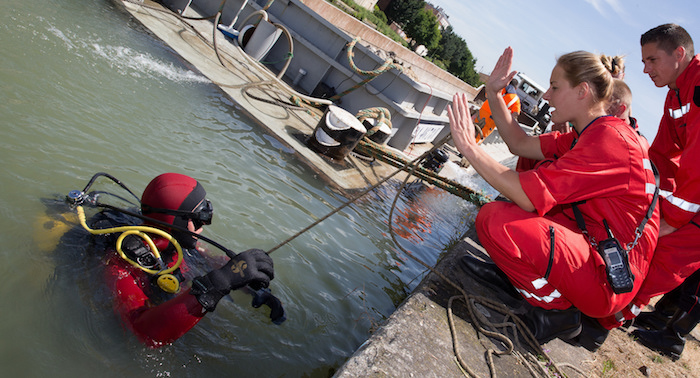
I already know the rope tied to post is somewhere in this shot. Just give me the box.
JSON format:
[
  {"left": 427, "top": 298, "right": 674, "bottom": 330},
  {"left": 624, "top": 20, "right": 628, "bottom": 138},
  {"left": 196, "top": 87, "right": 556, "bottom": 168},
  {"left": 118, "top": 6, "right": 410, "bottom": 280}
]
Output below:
[{"left": 355, "top": 107, "right": 392, "bottom": 137}]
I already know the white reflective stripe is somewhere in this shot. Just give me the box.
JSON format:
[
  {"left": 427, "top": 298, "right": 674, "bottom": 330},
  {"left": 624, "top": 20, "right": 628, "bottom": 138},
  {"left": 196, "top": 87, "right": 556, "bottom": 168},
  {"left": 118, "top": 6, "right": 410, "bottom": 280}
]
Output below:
[
  {"left": 532, "top": 277, "right": 549, "bottom": 290},
  {"left": 643, "top": 159, "right": 656, "bottom": 194},
  {"left": 659, "top": 189, "right": 673, "bottom": 198},
  {"left": 666, "top": 193, "right": 700, "bottom": 213},
  {"left": 630, "top": 304, "right": 641, "bottom": 316},
  {"left": 518, "top": 288, "right": 561, "bottom": 303},
  {"left": 506, "top": 96, "right": 519, "bottom": 109},
  {"left": 615, "top": 304, "right": 643, "bottom": 322},
  {"left": 518, "top": 277, "right": 562, "bottom": 303},
  {"left": 669, "top": 103, "right": 690, "bottom": 119},
  {"left": 646, "top": 183, "right": 657, "bottom": 195}
]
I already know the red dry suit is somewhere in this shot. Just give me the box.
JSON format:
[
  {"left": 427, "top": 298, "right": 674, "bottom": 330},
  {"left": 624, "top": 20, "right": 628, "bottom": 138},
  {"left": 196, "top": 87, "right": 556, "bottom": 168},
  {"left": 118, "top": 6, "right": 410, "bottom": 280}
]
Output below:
[
  {"left": 622, "top": 55, "right": 700, "bottom": 317},
  {"left": 516, "top": 117, "right": 649, "bottom": 172},
  {"left": 476, "top": 116, "right": 660, "bottom": 318},
  {"left": 103, "top": 236, "right": 207, "bottom": 348}
]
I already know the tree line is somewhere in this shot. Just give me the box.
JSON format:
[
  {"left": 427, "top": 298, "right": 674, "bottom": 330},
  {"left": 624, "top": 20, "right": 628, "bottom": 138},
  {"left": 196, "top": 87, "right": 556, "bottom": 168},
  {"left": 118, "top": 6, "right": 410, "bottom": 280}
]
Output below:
[{"left": 385, "top": 0, "right": 480, "bottom": 86}]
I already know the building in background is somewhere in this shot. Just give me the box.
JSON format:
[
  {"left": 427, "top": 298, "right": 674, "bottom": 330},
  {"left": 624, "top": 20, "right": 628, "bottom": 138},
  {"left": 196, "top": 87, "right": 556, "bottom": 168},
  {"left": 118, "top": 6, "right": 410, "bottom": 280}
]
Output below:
[
  {"left": 425, "top": 3, "right": 450, "bottom": 30},
  {"left": 354, "top": 0, "right": 378, "bottom": 11}
]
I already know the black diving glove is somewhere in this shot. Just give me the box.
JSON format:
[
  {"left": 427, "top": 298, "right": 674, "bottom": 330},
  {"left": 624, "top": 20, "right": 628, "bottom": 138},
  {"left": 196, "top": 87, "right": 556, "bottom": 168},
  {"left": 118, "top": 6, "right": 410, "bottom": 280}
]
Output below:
[
  {"left": 191, "top": 248, "right": 274, "bottom": 312},
  {"left": 252, "top": 288, "right": 287, "bottom": 325}
]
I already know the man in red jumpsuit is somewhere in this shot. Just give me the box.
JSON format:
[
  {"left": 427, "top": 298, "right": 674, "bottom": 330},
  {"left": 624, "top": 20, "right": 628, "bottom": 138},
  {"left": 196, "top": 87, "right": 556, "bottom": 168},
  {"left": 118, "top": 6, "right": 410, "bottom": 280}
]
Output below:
[
  {"left": 605, "top": 23, "right": 700, "bottom": 361},
  {"left": 98, "top": 173, "right": 276, "bottom": 347}
]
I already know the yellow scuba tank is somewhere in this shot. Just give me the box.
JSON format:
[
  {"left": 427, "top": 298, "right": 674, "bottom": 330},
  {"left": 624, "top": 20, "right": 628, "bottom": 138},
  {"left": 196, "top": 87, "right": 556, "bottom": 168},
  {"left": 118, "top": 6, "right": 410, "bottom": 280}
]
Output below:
[{"left": 34, "top": 211, "right": 79, "bottom": 253}]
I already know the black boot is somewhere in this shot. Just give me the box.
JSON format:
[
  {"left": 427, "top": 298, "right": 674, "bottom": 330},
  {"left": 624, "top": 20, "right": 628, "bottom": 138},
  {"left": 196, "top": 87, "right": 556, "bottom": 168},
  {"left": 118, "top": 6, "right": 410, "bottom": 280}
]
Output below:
[
  {"left": 458, "top": 255, "right": 522, "bottom": 300},
  {"left": 635, "top": 294, "right": 679, "bottom": 331},
  {"left": 521, "top": 306, "right": 582, "bottom": 344},
  {"left": 633, "top": 310, "right": 700, "bottom": 361},
  {"left": 570, "top": 315, "right": 609, "bottom": 352}
]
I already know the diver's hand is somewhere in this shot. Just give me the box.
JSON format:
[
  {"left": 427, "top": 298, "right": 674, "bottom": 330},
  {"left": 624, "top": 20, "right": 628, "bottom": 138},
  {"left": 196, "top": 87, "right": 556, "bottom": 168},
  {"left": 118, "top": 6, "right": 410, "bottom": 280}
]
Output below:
[
  {"left": 191, "top": 249, "right": 274, "bottom": 311},
  {"left": 252, "top": 288, "right": 287, "bottom": 325}
]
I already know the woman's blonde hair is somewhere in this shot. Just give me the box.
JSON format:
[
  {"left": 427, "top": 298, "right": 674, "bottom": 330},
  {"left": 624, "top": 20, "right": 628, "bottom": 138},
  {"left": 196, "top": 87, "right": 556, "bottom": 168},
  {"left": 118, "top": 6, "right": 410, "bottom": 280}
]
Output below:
[
  {"left": 556, "top": 51, "right": 614, "bottom": 103},
  {"left": 600, "top": 54, "right": 626, "bottom": 78}
]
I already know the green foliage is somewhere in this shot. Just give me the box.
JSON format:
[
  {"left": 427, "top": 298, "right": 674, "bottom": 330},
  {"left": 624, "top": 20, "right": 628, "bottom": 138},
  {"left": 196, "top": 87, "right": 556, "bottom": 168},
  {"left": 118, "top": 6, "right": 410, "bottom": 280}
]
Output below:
[
  {"left": 425, "top": 56, "right": 447, "bottom": 70},
  {"left": 601, "top": 359, "right": 616, "bottom": 376},
  {"left": 403, "top": 8, "right": 441, "bottom": 50},
  {"left": 385, "top": 0, "right": 425, "bottom": 27},
  {"left": 372, "top": 6, "right": 387, "bottom": 24}
]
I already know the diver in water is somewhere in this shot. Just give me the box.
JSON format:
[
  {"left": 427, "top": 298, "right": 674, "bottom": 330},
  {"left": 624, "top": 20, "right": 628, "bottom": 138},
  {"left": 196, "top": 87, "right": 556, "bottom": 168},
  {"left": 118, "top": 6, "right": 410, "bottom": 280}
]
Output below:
[{"left": 77, "top": 172, "right": 278, "bottom": 348}]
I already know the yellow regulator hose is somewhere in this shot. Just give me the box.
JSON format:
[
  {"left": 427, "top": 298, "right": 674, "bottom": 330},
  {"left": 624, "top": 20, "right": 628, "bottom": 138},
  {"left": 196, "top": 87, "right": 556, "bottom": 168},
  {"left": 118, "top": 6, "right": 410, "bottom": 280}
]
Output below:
[{"left": 76, "top": 206, "right": 184, "bottom": 276}]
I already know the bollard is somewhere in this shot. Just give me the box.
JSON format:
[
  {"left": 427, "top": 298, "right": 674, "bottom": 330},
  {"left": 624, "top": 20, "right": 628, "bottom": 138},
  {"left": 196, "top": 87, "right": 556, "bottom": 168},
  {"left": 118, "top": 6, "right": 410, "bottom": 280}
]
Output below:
[
  {"left": 361, "top": 118, "right": 392, "bottom": 145},
  {"left": 307, "top": 105, "right": 367, "bottom": 161}
]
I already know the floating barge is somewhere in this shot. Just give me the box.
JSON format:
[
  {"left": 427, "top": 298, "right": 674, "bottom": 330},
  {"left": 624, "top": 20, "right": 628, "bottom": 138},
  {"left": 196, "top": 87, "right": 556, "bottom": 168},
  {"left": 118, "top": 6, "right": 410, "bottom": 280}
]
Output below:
[{"left": 113, "top": 0, "right": 487, "bottom": 193}]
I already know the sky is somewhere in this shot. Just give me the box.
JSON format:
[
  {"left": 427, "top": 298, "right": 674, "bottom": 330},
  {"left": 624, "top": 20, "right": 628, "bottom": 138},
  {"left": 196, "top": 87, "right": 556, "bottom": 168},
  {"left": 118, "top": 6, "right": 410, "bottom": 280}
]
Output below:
[{"left": 427, "top": 0, "right": 700, "bottom": 140}]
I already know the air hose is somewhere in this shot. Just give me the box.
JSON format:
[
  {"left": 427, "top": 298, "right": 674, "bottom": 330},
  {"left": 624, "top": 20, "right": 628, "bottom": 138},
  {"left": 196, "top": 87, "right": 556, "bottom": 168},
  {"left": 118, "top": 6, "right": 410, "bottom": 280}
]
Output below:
[
  {"left": 68, "top": 173, "right": 284, "bottom": 319},
  {"left": 74, "top": 205, "right": 184, "bottom": 293}
]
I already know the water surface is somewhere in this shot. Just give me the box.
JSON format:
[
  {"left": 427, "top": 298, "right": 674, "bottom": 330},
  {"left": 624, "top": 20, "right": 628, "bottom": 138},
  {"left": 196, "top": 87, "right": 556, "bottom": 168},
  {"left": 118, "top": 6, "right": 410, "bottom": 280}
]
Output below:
[{"left": 0, "top": 0, "right": 482, "bottom": 376}]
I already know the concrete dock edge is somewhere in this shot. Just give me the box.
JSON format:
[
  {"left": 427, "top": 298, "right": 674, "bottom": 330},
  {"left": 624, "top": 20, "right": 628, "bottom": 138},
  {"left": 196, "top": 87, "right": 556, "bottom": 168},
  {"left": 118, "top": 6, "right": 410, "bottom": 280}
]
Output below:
[{"left": 334, "top": 227, "right": 595, "bottom": 377}]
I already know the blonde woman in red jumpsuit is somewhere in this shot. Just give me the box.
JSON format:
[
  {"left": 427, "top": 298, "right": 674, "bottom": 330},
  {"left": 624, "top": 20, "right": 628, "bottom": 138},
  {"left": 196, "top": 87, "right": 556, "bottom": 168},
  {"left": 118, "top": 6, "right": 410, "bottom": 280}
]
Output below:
[{"left": 448, "top": 48, "right": 660, "bottom": 348}]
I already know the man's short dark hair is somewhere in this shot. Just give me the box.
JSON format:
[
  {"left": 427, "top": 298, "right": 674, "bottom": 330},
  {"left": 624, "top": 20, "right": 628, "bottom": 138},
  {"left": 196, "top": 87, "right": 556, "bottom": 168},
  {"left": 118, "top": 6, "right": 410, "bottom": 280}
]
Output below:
[{"left": 641, "top": 23, "right": 695, "bottom": 57}]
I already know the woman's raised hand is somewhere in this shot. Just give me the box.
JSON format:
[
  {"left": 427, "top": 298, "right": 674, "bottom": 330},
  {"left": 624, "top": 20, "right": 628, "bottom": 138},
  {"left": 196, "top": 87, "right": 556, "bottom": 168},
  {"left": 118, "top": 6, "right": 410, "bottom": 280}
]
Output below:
[
  {"left": 486, "top": 47, "right": 518, "bottom": 94},
  {"left": 448, "top": 93, "right": 478, "bottom": 155}
]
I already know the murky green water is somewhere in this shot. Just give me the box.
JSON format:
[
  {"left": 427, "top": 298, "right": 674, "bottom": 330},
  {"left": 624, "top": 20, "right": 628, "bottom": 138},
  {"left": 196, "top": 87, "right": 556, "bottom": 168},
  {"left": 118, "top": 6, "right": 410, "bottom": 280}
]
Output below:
[{"left": 0, "top": 0, "right": 480, "bottom": 376}]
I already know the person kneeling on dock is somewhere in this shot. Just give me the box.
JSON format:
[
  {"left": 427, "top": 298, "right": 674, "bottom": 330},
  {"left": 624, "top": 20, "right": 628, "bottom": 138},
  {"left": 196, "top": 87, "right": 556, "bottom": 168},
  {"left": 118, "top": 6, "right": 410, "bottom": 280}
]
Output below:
[{"left": 448, "top": 48, "right": 660, "bottom": 350}]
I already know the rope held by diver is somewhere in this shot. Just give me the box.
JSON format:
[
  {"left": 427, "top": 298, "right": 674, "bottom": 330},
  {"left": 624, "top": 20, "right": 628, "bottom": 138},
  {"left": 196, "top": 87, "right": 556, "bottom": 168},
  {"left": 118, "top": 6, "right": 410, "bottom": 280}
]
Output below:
[{"left": 265, "top": 133, "right": 455, "bottom": 255}]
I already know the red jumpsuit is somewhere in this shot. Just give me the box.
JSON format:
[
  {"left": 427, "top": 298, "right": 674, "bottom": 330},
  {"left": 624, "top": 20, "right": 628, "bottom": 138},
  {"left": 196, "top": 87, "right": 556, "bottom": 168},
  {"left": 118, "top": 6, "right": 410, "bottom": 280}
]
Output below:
[
  {"left": 103, "top": 237, "right": 207, "bottom": 348},
  {"left": 476, "top": 116, "right": 660, "bottom": 318},
  {"left": 619, "top": 55, "right": 700, "bottom": 320},
  {"left": 516, "top": 118, "right": 648, "bottom": 172}
]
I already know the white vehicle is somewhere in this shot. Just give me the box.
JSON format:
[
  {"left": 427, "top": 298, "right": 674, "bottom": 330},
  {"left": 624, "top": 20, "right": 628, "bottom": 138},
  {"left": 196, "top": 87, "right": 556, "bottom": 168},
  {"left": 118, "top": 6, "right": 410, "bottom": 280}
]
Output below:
[{"left": 511, "top": 72, "right": 551, "bottom": 132}]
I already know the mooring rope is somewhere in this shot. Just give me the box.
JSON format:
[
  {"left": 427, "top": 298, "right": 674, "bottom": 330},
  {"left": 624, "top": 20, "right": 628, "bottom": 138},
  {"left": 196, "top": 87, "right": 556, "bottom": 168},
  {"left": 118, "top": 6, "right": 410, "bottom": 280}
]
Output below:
[
  {"left": 355, "top": 107, "right": 392, "bottom": 137},
  {"left": 353, "top": 139, "right": 490, "bottom": 205},
  {"left": 328, "top": 38, "right": 404, "bottom": 102}
]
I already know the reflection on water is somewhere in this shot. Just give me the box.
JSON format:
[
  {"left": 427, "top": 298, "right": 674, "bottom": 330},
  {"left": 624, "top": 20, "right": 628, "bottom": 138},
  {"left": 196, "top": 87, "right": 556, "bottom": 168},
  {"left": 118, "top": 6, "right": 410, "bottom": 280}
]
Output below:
[{"left": 0, "top": 0, "right": 481, "bottom": 376}]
